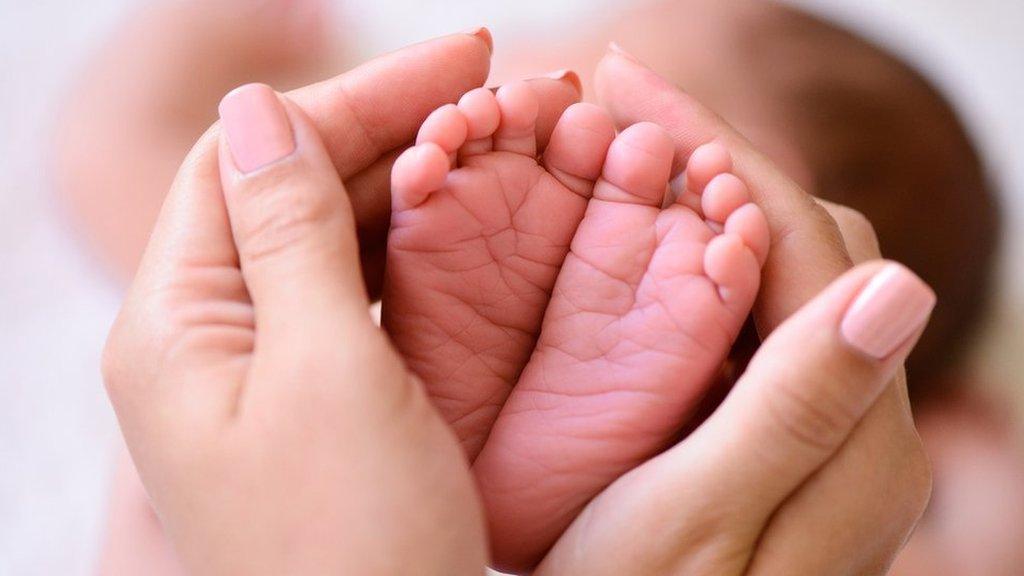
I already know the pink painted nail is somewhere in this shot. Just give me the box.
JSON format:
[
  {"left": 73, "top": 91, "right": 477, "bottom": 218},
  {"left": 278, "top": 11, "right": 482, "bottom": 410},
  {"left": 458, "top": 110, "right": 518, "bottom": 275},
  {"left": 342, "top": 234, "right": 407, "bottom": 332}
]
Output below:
[
  {"left": 544, "top": 69, "right": 583, "bottom": 93},
  {"left": 608, "top": 41, "right": 641, "bottom": 64},
  {"left": 218, "top": 83, "right": 295, "bottom": 173},
  {"left": 463, "top": 26, "right": 493, "bottom": 54},
  {"left": 840, "top": 264, "right": 936, "bottom": 359}
]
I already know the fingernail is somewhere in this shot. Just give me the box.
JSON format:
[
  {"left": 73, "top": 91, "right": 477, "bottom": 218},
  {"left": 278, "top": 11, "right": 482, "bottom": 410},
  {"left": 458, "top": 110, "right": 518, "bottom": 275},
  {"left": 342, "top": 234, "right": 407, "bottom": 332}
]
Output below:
[
  {"left": 218, "top": 83, "right": 295, "bottom": 173},
  {"left": 840, "top": 264, "right": 936, "bottom": 359},
  {"left": 544, "top": 69, "right": 583, "bottom": 94},
  {"left": 463, "top": 26, "right": 493, "bottom": 54},
  {"left": 608, "top": 41, "right": 642, "bottom": 65}
]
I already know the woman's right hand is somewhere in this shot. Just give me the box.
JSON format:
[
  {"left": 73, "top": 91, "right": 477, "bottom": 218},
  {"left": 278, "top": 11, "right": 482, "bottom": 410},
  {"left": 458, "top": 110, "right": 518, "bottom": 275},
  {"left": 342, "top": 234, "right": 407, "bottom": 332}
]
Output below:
[{"left": 537, "top": 45, "right": 936, "bottom": 576}]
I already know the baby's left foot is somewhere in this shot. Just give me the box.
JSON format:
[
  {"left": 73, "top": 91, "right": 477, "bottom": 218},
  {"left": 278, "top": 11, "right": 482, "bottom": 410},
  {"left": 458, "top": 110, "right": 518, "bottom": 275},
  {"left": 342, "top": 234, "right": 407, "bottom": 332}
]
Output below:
[
  {"left": 383, "top": 84, "right": 617, "bottom": 458},
  {"left": 474, "top": 135, "right": 770, "bottom": 570}
]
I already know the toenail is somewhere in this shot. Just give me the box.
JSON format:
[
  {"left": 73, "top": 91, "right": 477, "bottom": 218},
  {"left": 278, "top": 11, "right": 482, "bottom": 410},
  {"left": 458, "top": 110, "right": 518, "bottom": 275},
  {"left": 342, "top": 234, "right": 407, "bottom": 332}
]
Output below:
[{"left": 544, "top": 70, "right": 583, "bottom": 94}]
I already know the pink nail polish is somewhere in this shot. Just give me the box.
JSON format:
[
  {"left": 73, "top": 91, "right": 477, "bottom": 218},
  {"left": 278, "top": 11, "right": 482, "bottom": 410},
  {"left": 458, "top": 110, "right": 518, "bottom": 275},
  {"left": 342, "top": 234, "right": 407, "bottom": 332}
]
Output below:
[
  {"left": 463, "top": 26, "right": 493, "bottom": 54},
  {"left": 608, "top": 41, "right": 641, "bottom": 64},
  {"left": 840, "top": 264, "right": 936, "bottom": 359},
  {"left": 218, "top": 83, "right": 295, "bottom": 173},
  {"left": 544, "top": 69, "right": 583, "bottom": 93}
]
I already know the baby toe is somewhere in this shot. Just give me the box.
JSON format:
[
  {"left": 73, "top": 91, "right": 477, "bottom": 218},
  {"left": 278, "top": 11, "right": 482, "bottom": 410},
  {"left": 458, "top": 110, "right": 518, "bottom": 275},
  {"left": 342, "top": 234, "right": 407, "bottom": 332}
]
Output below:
[
  {"left": 542, "top": 103, "right": 616, "bottom": 198},
  {"left": 458, "top": 87, "right": 501, "bottom": 141},
  {"left": 724, "top": 202, "right": 771, "bottom": 267},
  {"left": 416, "top": 103, "right": 469, "bottom": 156},
  {"left": 703, "top": 233, "right": 761, "bottom": 308},
  {"left": 685, "top": 142, "right": 732, "bottom": 195},
  {"left": 594, "top": 122, "right": 674, "bottom": 206},
  {"left": 701, "top": 173, "right": 749, "bottom": 224},
  {"left": 493, "top": 81, "right": 540, "bottom": 156},
  {"left": 391, "top": 143, "right": 450, "bottom": 211}
]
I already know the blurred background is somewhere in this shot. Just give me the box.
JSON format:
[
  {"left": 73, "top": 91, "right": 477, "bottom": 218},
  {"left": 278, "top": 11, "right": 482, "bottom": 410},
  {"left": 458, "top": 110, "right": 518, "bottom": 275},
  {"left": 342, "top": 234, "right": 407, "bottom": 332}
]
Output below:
[{"left": 1, "top": 0, "right": 1021, "bottom": 574}]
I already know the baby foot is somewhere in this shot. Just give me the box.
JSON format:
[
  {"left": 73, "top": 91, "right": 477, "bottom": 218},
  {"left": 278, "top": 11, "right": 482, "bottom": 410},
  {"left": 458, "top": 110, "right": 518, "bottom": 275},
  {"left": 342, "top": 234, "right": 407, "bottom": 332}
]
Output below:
[
  {"left": 474, "top": 135, "right": 770, "bottom": 570},
  {"left": 383, "top": 84, "right": 617, "bottom": 458}
]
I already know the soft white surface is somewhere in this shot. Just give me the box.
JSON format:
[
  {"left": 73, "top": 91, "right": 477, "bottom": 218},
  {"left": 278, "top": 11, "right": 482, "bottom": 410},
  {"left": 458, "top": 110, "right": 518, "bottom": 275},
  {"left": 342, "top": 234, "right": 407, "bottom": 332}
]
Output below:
[{"left": 0, "top": 1, "right": 1021, "bottom": 573}]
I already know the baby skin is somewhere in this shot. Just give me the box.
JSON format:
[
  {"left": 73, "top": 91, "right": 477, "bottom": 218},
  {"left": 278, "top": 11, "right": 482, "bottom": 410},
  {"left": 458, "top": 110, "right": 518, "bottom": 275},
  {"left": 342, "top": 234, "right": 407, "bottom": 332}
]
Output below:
[{"left": 383, "top": 83, "right": 769, "bottom": 570}]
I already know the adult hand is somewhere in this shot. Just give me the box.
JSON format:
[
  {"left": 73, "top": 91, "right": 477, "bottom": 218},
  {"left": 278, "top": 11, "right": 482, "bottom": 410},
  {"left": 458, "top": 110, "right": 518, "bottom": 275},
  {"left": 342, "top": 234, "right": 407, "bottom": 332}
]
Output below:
[
  {"left": 536, "top": 45, "right": 935, "bottom": 575},
  {"left": 273, "top": 29, "right": 580, "bottom": 296},
  {"left": 101, "top": 32, "right": 582, "bottom": 575}
]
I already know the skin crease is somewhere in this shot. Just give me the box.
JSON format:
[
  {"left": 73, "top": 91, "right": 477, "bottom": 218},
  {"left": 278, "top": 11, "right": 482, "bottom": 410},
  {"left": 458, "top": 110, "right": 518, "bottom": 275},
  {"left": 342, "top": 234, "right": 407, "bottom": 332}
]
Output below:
[
  {"left": 73, "top": 5, "right": 935, "bottom": 571},
  {"left": 494, "top": 3, "right": 952, "bottom": 567},
  {"left": 90, "top": 23, "right": 586, "bottom": 570},
  {"left": 101, "top": 36, "right": 937, "bottom": 573},
  {"left": 526, "top": 46, "right": 935, "bottom": 575},
  {"left": 383, "top": 74, "right": 771, "bottom": 567},
  {"left": 101, "top": 32, "right": 513, "bottom": 571}
]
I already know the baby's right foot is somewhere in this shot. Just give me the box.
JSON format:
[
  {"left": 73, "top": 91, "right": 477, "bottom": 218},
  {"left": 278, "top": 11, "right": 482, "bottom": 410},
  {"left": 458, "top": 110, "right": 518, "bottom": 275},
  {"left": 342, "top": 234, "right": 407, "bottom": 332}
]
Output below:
[
  {"left": 474, "top": 135, "right": 770, "bottom": 570},
  {"left": 383, "top": 84, "right": 617, "bottom": 458}
]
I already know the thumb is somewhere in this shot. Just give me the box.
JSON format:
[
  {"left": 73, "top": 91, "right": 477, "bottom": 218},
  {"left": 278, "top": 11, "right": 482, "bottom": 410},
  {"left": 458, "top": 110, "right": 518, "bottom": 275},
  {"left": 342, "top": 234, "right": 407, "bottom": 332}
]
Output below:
[
  {"left": 686, "top": 261, "right": 935, "bottom": 517},
  {"left": 217, "top": 83, "right": 370, "bottom": 340}
]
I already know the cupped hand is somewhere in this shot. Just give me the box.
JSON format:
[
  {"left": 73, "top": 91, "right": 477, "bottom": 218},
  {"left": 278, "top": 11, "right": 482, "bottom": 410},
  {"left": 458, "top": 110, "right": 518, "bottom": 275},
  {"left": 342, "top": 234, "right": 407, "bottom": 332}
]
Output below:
[
  {"left": 101, "top": 32, "right": 581, "bottom": 575},
  {"left": 536, "top": 45, "right": 936, "bottom": 575}
]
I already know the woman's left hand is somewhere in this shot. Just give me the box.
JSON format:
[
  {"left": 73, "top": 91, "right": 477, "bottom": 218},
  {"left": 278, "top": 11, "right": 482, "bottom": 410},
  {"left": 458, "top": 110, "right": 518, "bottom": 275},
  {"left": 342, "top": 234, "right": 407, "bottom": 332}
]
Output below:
[{"left": 102, "top": 78, "right": 489, "bottom": 574}]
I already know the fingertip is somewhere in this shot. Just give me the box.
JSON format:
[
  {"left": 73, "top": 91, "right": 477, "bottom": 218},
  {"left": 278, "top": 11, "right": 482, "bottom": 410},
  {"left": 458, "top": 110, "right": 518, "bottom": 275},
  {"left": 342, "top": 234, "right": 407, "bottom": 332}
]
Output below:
[
  {"left": 544, "top": 69, "right": 583, "bottom": 95},
  {"left": 218, "top": 83, "right": 296, "bottom": 175},
  {"left": 461, "top": 26, "right": 493, "bottom": 55}
]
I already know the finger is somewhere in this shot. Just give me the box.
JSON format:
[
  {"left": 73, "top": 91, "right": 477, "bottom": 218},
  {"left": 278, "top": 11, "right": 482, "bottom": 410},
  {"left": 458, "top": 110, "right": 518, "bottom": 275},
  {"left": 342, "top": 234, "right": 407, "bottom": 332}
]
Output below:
[
  {"left": 218, "top": 84, "right": 369, "bottom": 339},
  {"left": 595, "top": 44, "right": 852, "bottom": 333},
  {"left": 98, "top": 447, "right": 185, "bottom": 576},
  {"left": 745, "top": 373, "right": 930, "bottom": 576},
  {"left": 287, "top": 29, "right": 493, "bottom": 181},
  {"left": 524, "top": 71, "right": 584, "bottom": 151},
  {"left": 102, "top": 124, "right": 244, "bottom": 432},
  {"left": 594, "top": 51, "right": 934, "bottom": 576},
  {"left": 748, "top": 201, "right": 929, "bottom": 576},
  {"left": 818, "top": 199, "right": 882, "bottom": 263},
  {"left": 685, "top": 261, "right": 934, "bottom": 519},
  {"left": 538, "top": 263, "right": 935, "bottom": 576},
  {"left": 337, "top": 72, "right": 582, "bottom": 265},
  {"left": 313, "top": 72, "right": 583, "bottom": 301}
]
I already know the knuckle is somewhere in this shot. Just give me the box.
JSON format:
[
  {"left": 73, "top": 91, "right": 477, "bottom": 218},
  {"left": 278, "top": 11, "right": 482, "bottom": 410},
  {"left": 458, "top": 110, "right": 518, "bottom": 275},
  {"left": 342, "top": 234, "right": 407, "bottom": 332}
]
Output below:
[
  {"left": 764, "top": 370, "right": 860, "bottom": 455},
  {"left": 821, "top": 202, "right": 881, "bottom": 259},
  {"left": 235, "top": 174, "right": 338, "bottom": 264},
  {"left": 100, "top": 324, "right": 129, "bottom": 397},
  {"left": 100, "top": 310, "right": 149, "bottom": 403},
  {"left": 832, "top": 205, "right": 876, "bottom": 240},
  {"left": 774, "top": 201, "right": 855, "bottom": 270}
]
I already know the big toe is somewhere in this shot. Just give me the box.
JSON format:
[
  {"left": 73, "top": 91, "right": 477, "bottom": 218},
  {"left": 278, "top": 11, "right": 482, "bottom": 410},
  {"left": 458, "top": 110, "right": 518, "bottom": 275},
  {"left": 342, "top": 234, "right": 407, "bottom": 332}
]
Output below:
[
  {"left": 542, "top": 103, "right": 616, "bottom": 198},
  {"left": 594, "top": 122, "right": 675, "bottom": 206}
]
